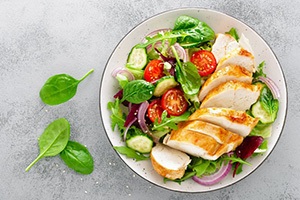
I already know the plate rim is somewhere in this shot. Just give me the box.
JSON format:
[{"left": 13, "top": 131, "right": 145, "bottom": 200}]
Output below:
[{"left": 98, "top": 7, "right": 288, "bottom": 193}]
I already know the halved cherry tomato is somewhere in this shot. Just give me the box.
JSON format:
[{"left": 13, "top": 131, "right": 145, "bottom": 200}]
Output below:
[
  {"left": 147, "top": 99, "right": 164, "bottom": 123},
  {"left": 190, "top": 50, "right": 217, "bottom": 76},
  {"left": 161, "top": 88, "right": 188, "bottom": 116},
  {"left": 144, "top": 60, "right": 164, "bottom": 82}
]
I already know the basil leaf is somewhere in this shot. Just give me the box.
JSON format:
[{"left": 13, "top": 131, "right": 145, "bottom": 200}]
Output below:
[
  {"left": 25, "top": 118, "right": 70, "bottom": 171},
  {"left": 40, "top": 69, "right": 94, "bottom": 105},
  {"left": 113, "top": 146, "right": 149, "bottom": 161},
  {"left": 60, "top": 141, "right": 94, "bottom": 174},
  {"left": 176, "top": 62, "right": 201, "bottom": 95},
  {"left": 122, "top": 80, "right": 154, "bottom": 104},
  {"left": 225, "top": 27, "right": 239, "bottom": 41}
]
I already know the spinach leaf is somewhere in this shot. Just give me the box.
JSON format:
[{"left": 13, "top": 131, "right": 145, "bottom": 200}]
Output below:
[
  {"left": 171, "top": 46, "right": 201, "bottom": 95},
  {"left": 60, "top": 141, "right": 94, "bottom": 174},
  {"left": 121, "top": 80, "right": 154, "bottom": 104},
  {"left": 40, "top": 69, "right": 94, "bottom": 105},
  {"left": 152, "top": 111, "right": 190, "bottom": 131},
  {"left": 225, "top": 27, "right": 239, "bottom": 41},
  {"left": 136, "top": 15, "right": 215, "bottom": 48},
  {"left": 113, "top": 146, "right": 149, "bottom": 161},
  {"left": 173, "top": 17, "right": 215, "bottom": 48},
  {"left": 259, "top": 85, "right": 279, "bottom": 122},
  {"left": 253, "top": 61, "right": 267, "bottom": 79},
  {"left": 25, "top": 118, "right": 70, "bottom": 171}
]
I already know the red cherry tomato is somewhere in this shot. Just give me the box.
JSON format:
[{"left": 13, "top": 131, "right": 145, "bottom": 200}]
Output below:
[
  {"left": 190, "top": 50, "right": 217, "bottom": 76},
  {"left": 144, "top": 60, "right": 164, "bottom": 82},
  {"left": 161, "top": 88, "right": 188, "bottom": 116},
  {"left": 147, "top": 99, "right": 164, "bottom": 123}
]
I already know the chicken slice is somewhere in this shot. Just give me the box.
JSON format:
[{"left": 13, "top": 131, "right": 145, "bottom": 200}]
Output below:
[
  {"left": 163, "top": 120, "right": 243, "bottom": 160},
  {"left": 200, "top": 81, "right": 261, "bottom": 111},
  {"left": 211, "top": 33, "right": 240, "bottom": 63},
  {"left": 216, "top": 47, "right": 255, "bottom": 73},
  {"left": 188, "top": 107, "right": 259, "bottom": 137},
  {"left": 198, "top": 65, "right": 252, "bottom": 101},
  {"left": 150, "top": 143, "right": 191, "bottom": 180}
]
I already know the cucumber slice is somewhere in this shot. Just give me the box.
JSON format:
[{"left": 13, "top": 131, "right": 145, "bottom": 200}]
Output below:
[
  {"left": 126, "top": 135, "right": 153, "bottom": 154},
  {"left": 153, "top": 76, "right": 178, "bottom": 97},
  {"left": 251, "top": 101, "right": 274, "bottom": 124},
  {"left": 126, "top": 47, "right": 147, "bottom": 70}
]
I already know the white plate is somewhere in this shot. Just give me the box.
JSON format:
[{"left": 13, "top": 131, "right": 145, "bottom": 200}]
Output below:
[{"left": 99, "top": 8, "right": 287, "bottom": 192}]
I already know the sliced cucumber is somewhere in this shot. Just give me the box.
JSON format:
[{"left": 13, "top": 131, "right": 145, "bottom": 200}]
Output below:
[
  {"left": 251, "top": 101, "right": 274, "bottom": 124},
  {"left": 126, "top": 46, "right": 147, "bottom": 70},
  {"left": 126, "top": 135, "right": 153, "bottom": 154},
  {"left": 153, "top": 76, "right": 178, "bottom": 97}
]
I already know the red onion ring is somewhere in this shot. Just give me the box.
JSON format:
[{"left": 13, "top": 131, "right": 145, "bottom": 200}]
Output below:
[
  {"left": 123, "top": 117, "right": 137, "bottom": 141},
  {"left": 111, "top": 67, "right": 135, "bottom": 81},
  {"left": 167, "top": 43, "right": 188, "bottom": 62},
  {"left": 137, "top": 101, "right": 150, "bottom": 133},
  {"left": 258, "top": 77, "right": 280, "bottom": 99},
  {"left": 192, "top": 161, "right": 232, "bottom": 186}
]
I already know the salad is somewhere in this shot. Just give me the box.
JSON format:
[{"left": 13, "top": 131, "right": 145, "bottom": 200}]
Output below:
[{"left": 107, "top": 15, "right": 279, "bottom": 186}]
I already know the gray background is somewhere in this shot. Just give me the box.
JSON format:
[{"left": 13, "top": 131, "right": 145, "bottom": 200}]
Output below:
[{"left": 0, "top": 0, "right": 299, "bottom": 199}]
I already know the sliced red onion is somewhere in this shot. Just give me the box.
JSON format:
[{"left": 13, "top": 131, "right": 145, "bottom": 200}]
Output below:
[
  {"left": 137, "top": 101, "right": 150, "bottom": 133},
  {"left": 167, "top": 43, "right": 188, "bottom": 62},
  {"left": 123, "top": 118, "right": 137, "bottom": 141},
  {"left": 192, "top": 161, "right": 232, "bottom": 186},
  {"left": 111, "top": 67, "right": 135, "bottom": 81},
  {"left": 258, "top": 76, "right": 280, "bottom": 99}
]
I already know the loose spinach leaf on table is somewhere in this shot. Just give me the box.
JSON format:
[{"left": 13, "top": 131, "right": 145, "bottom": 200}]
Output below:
[
  {"left": 60, "top": 141, "right": 94, "bottom": 174},
  {"left": 25, "top": 118, "right": 70, "bottom": 172},
  {"left": 40, "top": 69, "right": 94, "bottom": 105},
  {"left": 121, "top": 80, "right": 155, "bottom": 104}
]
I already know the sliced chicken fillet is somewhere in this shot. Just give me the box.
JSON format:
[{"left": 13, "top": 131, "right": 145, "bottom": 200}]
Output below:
[
  {"left": 188, "top": 107, "right": 259, "bottom": 137},
  {"left": 163, "top": 120, "right": 243, "bottom": 160},
  {"left": 198, "top": 65, "right": 253, "bottom": 101},
  {"left": 200, "top": 81, "right": 261, "bottom": 111}
]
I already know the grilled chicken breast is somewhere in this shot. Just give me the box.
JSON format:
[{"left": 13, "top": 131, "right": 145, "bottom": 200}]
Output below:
[
  {"left": 200, "top": 81, "right": 261, "bottom": 111},
  {"left": 150, "top": 143, "right": 191, "bottom": 180},
  {"left": 188, "top": 107, "right": 259, "bottom": 137},
  {"left": 211, "top": 33, "right": 240, "bottom": 63},
  {"left": 198, "top": 65, "right": 253, "bottom": 101},
  {"left": 163, "top": 120, "right": 243, "bottom": 160},
  {"left": 216, "top": 47, "right": 255, "bottom": 73}
]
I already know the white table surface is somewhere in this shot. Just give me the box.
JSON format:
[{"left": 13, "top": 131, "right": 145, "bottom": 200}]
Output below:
[{"left": 0, "top": 0, "right": 299, "bottom": 199}]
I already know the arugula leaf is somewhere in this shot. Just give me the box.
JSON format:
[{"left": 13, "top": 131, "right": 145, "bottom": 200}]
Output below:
[
  {"left": 253, "top": 61, "right": 267, "bottom": 79},
  {"left": 152, "top": 111, "right": 190, "bottom": 131},
  {"left": 113, "top": 146, "right": 149, "bottom": 161},
  {"left": 225, "top": 27, "right": 239, "bottom": 41},
  {"left": 107, "top": 99, "right": 126, "bottom": 133}
]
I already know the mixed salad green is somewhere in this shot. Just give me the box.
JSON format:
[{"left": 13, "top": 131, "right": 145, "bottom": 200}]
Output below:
[{"left": 108, "top": 15, "right": 279, "bottom": 185}]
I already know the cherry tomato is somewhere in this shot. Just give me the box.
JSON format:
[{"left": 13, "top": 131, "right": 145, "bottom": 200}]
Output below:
[
  {"left": 147, "top": 99, "right": 164, "bottom": 123},
  {"left": 190, "top": 50, "right": 217, "bottom": 76},
  {"left": 144, "top": 60, "right": 164, "bottom": 82},
  {"left": 161, "top": 88, "right": 188, "bottom": 116}
]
